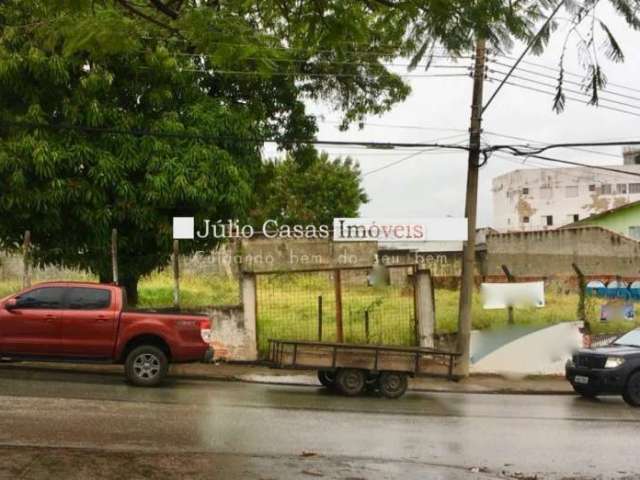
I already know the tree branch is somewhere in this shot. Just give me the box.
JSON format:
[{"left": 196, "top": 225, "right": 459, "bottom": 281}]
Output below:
[
  {"left": 148, "top": 0, "right": 179, "bottom": 19},
  {"left": 114, "top": 0, "right": 180, "bottom": 34}
]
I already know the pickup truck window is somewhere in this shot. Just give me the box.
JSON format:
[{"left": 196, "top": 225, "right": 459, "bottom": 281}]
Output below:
[
  {"left": 66, "top": 288, "right": 111, "bottom": 310},
  {"left": 15, "top": 287, "right": 66, "bottom": 309}
]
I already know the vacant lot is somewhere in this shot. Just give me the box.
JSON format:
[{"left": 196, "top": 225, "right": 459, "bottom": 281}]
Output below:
[{"left": 1, "top": 271, "right": 635, "bottom": 353}]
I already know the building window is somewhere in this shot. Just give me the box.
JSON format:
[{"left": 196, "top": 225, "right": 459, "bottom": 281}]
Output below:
[
  {"left": 588, "top": 184, "right": 596, "bottom": 192},
  {"left": 522, "top": 216, "right": 530, "bottom": 223},
  {"left": 567, "top": 214, "right": 579, "bottom": 223},
  {"left": 630, "top": 183, "right": 640, "bottom": 194},
  {"left": 601, "top": 184, "right": 612, "bottom": 194},
  {"left": 540, "top": 186, "right": 552, "bottom": 199},
  {"left": 617, "top": 183, "right": 628, "bottom": 194},
  {"left": 522, "top": 187, "right": 529, "bottom": 195},
  {"left": 544, "top": 215, "right": 553, "bottom": 226},
  {"left": 629, "top": 226, "right": 640, "bottom": 240},
  {"left": 565, "top": 185, "right": 578, "bottom": 197}
]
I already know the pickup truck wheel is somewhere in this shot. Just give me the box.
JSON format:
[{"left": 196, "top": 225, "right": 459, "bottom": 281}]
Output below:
[
  {"left": 317, "top": 370, "right": 336, "bottom": 389},
  {"left": 623, "top": 372, "right": 640, "bottom": 407},
  {"left": 378, "top": 372, "right": 408, "bottom": 399},
  {"left": 335, "top": 368, "right": 366, "bottom": 396},
  {"left": 125, "top": 346, "right": 168, "bottom": 387}
]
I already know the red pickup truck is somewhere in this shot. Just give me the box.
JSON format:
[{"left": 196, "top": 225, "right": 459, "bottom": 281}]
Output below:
[{"left": 0, "top": 282, "right": 213, "bottom": 386}]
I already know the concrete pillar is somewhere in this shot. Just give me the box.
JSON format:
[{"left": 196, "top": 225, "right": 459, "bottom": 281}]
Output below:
[
  {"left": 241, "top": 272, "right": 258, "bottom": 360},
  {"left": 415, "top": 268, "right": 435, "bottom": 348}
]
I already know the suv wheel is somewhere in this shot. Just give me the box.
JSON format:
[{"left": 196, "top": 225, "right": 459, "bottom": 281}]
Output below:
[
  {"left": 125, "top": 345, "right": 168, "bottom": 387},
  {"left": 623, "top": 371, "right": 640, "bottom": 407}
]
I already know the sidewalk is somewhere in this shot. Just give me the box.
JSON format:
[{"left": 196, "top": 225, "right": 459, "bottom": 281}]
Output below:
[{"left": 0, "top": 360, "right": 573, "bottom": 394}]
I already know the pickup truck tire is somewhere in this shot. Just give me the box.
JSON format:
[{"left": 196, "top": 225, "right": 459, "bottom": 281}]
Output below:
[
  {"left": 125, "top": 345, "right": 168, "bottom": 387},
  {"left": 623, "top": 371, "right": 640, "bottom": 407},
  {"left": 378, "top": 372, "right": 408, "bottom": 399},
  {"left": 335, "top": 368, "right": 366, "bottom": 396}
]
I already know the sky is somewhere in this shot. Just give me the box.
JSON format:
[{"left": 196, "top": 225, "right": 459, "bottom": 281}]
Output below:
[{"left": 269, "top": 3, "right": 640, "bottom": 228}]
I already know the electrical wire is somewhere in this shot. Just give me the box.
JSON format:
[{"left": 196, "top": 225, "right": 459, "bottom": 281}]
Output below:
[
  {"left": 489, "top": 69, "right": 640, "bottom": 111},
  {"left": 493, "top": 53, "right": 640, "bottom": 95},
  {"left": 488, "top": 59, "right": 640, "bottom": 103},
  {"left": 485, "top": 76, "right": 640, "bottom": 118}
]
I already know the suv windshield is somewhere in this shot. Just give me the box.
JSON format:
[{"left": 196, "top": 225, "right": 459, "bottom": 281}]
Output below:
[{"left": 613, "top": 330, "right": 640, "bottom": 347}]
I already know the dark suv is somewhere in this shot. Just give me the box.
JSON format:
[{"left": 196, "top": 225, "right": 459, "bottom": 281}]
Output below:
[{"left": 566, "top": 329, "right": 640, "bottom": 406}]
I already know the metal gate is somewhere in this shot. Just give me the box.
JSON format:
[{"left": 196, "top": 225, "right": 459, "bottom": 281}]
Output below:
[{"left": 255, "top": 267, "right": 416, "bottom": 358}]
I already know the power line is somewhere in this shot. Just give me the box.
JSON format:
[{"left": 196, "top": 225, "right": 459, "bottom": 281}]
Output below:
[
  {"left": 362, "top": 137, "right": 469, "bottom": 176},
  {"left": 483, "top": 131, "right": 621, "bottom": 159},
  {"left": 492, "top": 152, "right": 640, "bottom": 185},
  {"left": 172, "top": 67, "right": 470, "bottom": 79},
  {"left": 0, "top": 120, "right": 474, "bottom": 151},
  {"left": 493, "top": 53, "right": 640, "bottom": 95},
  {"left": 488, "top": 59, "right": 640, "bottom": 103},
  {"left": 485, "top": 76, "right": 640, "bottom": 118},
  {"left": 492, "top": 150, "right": 640, "bottom": 178},
  {"left": 482, "top": 0, "right": 566, "bottom": 113},
  {"left": 489, "top": 69, "right": 640, "bottom": 111}
]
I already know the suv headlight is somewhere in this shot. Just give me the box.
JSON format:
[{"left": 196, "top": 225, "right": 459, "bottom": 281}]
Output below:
[{"left": 605, "top": 357, "right": 625, "bottom": 369}]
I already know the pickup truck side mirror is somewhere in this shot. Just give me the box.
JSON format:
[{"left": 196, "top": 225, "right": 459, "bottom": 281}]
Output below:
[{"left": 5, "top": 298, "right": 18, "bottom": 311}]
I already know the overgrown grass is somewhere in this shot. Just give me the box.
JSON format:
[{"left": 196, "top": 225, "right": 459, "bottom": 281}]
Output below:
[
  {"left": 1, "top": 273, "right": 637, "bottom": 348},
  {"left": 137, "top": 271, "right": 240, "bottom": 308}
]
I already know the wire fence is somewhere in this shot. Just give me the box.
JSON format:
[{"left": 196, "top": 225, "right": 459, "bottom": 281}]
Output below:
[{"left": 255, "top": 267, "right": 416, "bottom": 357}]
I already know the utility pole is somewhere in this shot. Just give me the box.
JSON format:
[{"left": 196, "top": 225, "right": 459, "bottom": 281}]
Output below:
[{"left": 456, "top": 37, "right": 486, "bottom": 376}]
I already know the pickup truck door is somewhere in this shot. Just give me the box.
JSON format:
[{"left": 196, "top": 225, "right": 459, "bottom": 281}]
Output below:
[
  {"left": 0, "top": 287, "right": 65, "bottom": 355},
  {"left": 60, "top": 287, "right": 117, "bottom": 358}
]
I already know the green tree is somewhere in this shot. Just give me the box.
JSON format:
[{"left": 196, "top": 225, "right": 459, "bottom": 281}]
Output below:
[
  {"left": 251, "top": 152, "right": 368, "bottom": 226},
  {"left": 0, "top": 1, "right": 411, "bottom": 303}
]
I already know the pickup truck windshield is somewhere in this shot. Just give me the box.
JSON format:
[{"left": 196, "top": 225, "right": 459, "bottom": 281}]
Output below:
[{"left": 613, "top": 330, "right": 640, "bottom": 348}]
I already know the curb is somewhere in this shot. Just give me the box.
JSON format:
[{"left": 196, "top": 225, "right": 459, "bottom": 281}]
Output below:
[{"left": 0, "top": 362, "right": 573, "bottom": 395}]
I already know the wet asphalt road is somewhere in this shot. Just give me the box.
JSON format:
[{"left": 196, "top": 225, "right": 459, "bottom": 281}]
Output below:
[{"left": 0, "top": 365, "right": 639, "bottom": 480}]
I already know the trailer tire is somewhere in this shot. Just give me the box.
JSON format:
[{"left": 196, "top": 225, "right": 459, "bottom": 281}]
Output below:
[
  {"left": 317, "top": 370, "right": 336, "bottom": 389},
  {"left": 378, "top": 371, "right": 408, "bottom": 399},
  {"left": 335, "top": 368, "right": 366, "bottom": 396}
]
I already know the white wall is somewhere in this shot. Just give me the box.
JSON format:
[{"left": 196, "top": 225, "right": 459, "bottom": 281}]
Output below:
[{"left": 492, "top": 165, "right": 640, "bottom": 231}]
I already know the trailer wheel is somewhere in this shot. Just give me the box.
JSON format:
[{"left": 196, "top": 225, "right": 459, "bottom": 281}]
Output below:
[
  {"left": 378, "top": 372, "right": 408, "bottom": 399},
  {"left": 317, "top": 370, "right": 336, "bottom": 389},
  {"left": 335, "top": 368, "right": 366, "bottom": 396}
]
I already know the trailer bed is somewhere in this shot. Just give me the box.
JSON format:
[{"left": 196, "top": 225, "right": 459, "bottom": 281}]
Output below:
[{"left": 268, "top": 339, "right": 460, "bottom": 380}]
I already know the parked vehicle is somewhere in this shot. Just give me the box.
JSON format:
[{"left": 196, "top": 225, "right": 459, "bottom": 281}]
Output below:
[
  {"left": 566, "top": 328, "right": 640, "bottom": 406},
  {"left": 0, "top": 282, "right": 213, "bottom": 386},
  {"left": 268, "top": 339, "right": 460, "bottom": 398}
]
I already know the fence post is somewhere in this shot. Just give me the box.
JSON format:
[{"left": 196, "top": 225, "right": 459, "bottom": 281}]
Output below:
[
  {"left": 172, "top": 240, "right": 180, "bottom": 309},
  {"left": 415, "top": 268, "right": 435, "bottom": 348},
  {"left": 111, "top": 228, "right": 118, "bottom": 284},
  {"left": 334, "top": 269, "right": 344, "bottom": 343},
  {"left": 572, "top": 263, "right": 586, "bottom": 323},
  {"left": 364, "top": 310, "right": 370, "bottom": 343},
  {"left": 22, "top": 230, "right": 31, "bottom": 289},
  {"left": 501, "top": 264, "right": 515, "bottom": 325},
  {"left": 241, "top": 272, "right": 258, "bottom": 360},
  {"left": 317, "top": 295, "right": 323, "bottom": 341}
]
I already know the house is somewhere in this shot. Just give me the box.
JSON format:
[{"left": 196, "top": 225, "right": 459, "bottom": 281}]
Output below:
[{"left": 562, "top": 200, "right": 640, "bottom": 241}]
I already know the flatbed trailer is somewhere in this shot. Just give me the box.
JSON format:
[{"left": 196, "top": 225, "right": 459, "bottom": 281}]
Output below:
[{"left": 268, "top": 339, "right": 461, "bottom": 398}]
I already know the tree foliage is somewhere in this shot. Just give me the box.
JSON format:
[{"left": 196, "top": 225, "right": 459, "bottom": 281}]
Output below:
[
  {"left": 251, "top": 153, "right": 368, "bottom": 227},
  {"left": 0, "top": 0, "right": 411, "bottom": 302}
]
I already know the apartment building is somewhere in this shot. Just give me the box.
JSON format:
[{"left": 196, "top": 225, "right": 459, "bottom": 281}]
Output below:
[{"left": 492, "top": 148, "right": 640, "bottom": 232}]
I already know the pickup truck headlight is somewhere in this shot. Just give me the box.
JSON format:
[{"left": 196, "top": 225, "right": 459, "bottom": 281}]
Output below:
[{"left": 605, "top": 356, "right": 625, "bottom": 369}]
